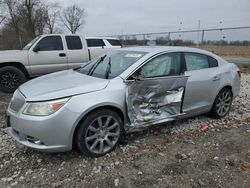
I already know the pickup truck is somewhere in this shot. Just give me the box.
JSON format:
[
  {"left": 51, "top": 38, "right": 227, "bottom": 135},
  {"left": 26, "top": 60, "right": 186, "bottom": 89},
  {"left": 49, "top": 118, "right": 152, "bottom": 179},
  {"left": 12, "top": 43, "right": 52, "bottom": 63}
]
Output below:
[{"left": 0, "top": 34, "right": 121, "bottom": 93}]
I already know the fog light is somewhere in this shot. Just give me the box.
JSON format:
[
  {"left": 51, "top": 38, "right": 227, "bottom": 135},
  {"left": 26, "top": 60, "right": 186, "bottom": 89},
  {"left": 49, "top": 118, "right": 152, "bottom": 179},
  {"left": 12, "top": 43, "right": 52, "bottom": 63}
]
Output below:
[
  {"left": 26, "top": 136, "right": 43, "bottom": 145},
  {"left": 34, "top": 140, "right": 43, "bottom": 145}
]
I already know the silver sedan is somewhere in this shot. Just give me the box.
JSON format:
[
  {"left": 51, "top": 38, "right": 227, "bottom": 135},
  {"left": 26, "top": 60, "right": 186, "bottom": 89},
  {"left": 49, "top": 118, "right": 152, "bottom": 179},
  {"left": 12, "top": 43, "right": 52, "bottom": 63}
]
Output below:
[{"left": 6, "top": 47, "right": 241, "bottom": 157}]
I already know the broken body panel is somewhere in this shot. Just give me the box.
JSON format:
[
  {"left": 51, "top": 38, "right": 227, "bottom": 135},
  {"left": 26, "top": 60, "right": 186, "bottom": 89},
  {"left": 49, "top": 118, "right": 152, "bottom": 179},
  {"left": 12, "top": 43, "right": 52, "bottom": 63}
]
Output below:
[{"left": 126, "top": 75, "right": 189, "bottom": 129}]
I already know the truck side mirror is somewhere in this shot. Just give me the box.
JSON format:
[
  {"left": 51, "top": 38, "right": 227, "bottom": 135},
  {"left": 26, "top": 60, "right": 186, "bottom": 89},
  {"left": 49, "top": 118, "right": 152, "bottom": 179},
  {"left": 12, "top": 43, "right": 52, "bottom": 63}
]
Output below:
[{"left": 33, "top": 46, "right": 40, "bottom": 53}]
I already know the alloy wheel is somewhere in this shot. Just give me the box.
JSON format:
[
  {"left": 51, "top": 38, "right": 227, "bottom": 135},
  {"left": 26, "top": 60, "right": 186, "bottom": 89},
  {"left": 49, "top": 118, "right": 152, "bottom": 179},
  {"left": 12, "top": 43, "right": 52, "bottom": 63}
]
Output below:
[
  {"left": 216, "top": 90, "right": 232, "bottom": 117},
  {"left": 0, "top": 71, "right": 20, "bottom": 90},
  {"left": 85, "top": 115, "right": 120, "bottom": 155}
]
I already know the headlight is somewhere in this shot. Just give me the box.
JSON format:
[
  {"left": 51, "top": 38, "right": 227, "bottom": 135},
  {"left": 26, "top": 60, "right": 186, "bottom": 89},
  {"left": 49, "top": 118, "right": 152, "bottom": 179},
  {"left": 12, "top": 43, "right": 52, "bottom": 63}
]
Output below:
[{"left": 23, "top": 98, "right": 70, "bottom": 116}]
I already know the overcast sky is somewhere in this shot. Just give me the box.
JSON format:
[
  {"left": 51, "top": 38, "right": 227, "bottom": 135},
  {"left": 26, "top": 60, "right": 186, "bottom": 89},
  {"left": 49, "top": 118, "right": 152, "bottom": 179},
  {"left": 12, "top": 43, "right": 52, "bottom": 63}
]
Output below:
[{"left": 57, "top": 0, "right": 250, "bottom": 40}]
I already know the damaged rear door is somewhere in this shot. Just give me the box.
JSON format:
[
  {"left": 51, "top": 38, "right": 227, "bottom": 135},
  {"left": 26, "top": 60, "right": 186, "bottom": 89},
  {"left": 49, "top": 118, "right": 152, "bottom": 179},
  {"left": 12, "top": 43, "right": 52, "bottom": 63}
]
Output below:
[{"left": 125, "top": 52, "right": 188, "bottom": 129}]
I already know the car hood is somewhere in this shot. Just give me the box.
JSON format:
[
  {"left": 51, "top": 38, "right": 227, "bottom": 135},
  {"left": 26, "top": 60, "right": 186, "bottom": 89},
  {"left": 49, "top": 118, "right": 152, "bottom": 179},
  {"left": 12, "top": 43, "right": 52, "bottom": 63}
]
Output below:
[
  {"left": 0, "top": 50, "right": 28, "bottom": 62},
  {"left": 19, "top": 70, "right": 110, "bottom": 101},
  {"left": 0, "top": 50, "right": 22, "bottom": 54}
]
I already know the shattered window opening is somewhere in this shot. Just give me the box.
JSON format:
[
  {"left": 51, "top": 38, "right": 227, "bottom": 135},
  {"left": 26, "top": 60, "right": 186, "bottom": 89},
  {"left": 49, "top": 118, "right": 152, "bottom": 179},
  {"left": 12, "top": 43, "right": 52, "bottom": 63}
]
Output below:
[{"left": 139, "top": 52, "right": 181, "bottom": 78}]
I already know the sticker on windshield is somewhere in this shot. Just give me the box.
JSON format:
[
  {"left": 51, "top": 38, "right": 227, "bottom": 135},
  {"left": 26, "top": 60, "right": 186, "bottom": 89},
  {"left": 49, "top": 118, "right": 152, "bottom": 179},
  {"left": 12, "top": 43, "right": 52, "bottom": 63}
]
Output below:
[{"left": 125, "top": 54, "right": 143, "bottom": 58}]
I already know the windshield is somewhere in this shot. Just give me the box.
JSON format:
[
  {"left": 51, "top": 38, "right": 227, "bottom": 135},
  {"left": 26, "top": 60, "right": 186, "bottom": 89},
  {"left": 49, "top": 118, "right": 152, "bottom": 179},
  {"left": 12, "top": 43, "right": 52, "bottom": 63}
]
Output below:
[
  {"left": 22, "top": 36, "right": 41, "bottom": 50},
  {"left": 76, "top": 50, "right": 147, "bottom": 79}
]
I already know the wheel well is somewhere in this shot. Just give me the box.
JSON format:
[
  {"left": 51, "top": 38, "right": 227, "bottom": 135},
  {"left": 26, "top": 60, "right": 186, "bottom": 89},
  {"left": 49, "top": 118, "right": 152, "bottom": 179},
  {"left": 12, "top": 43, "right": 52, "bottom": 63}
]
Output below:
[
  {"left": 72, "top": 105, "right": 124, "bottom": 147},
  {"left": 222, "top": 85, "right": 233, "bottom": 95},
  {"left": 0, "top": 62, "right": 29, "bottom": 78}
]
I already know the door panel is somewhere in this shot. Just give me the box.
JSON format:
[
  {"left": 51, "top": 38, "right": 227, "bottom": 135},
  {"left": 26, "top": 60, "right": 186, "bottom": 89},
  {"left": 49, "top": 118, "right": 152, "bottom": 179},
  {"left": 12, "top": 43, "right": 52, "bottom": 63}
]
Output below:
[
  {"left": 182, "top": 52, "right": 221, "bottom": 114},
  {"left": 65, "top": 35, "right": 89, "bottom": 69},
  {"left": 183, "top": 68, "right": 221, "bottom": 114},
  {"left": 126, "top": 76, "right": 188, "bottom": 128},
  {"left": 28, "top": 36, "right": 68, "bottom": 76}
]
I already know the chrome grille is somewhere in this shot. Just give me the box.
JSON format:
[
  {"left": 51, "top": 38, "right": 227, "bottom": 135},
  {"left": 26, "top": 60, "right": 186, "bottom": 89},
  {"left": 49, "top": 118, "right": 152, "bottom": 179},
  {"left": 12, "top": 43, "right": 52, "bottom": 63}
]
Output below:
[{"left": 10, "top": 90, "right": 26, "bottom": 112}]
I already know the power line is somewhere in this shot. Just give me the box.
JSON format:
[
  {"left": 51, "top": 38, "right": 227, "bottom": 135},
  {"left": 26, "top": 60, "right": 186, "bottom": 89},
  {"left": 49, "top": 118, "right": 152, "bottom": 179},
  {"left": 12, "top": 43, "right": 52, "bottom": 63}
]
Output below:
[{"left": 102, "top": 26, "right": 250, "bottom": 37}]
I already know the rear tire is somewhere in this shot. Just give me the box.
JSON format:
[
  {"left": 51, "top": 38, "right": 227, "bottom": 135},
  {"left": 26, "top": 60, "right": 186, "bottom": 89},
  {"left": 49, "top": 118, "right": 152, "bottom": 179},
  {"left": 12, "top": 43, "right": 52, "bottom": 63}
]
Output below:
[
  {"left": 210, "top": 88, "right": 232, "bottom": 119},
  {"left": 75, "top": 109, "right": 123, "bottom": 157},
  {"left": 0, "top": 66, "right": 26, "bottom": 93}
]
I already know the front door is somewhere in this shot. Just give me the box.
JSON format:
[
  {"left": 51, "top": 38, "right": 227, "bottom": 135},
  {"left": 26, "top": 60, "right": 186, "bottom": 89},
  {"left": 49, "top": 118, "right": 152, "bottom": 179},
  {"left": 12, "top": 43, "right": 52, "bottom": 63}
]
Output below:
[
  {"left": 29, "top": 35, "right": 68, "bottom": 76},
  {"left": 126, "top": 52, "right": 188, "bottom": 129}
]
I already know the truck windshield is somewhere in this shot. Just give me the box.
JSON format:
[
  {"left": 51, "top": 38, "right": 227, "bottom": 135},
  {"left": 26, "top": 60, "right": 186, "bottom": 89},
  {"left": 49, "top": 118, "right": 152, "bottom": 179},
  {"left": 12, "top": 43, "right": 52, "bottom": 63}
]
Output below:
[
  {"left": 22, "top": 36, "right": 41, "bottom": 50},
  {"left": 76, "top": 50, "right": 147, "bottom": 79}
]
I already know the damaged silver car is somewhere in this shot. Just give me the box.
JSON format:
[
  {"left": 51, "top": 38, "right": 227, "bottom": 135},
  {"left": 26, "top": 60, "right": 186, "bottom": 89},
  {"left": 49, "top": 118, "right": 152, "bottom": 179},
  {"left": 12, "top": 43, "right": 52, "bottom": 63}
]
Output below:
[{"left": 6, "top": 47, "right": 241, "bottom": 157}]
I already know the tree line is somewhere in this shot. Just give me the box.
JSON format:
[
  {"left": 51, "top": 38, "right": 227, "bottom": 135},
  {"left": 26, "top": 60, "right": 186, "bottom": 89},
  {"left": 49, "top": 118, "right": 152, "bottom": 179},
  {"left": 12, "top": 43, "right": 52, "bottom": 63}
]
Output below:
[
  {"left": 120, "top": 36, "right": 250, "bottom": 46},
  {"left": 0, "top": 0, "right": 86, "bottom": 50}
]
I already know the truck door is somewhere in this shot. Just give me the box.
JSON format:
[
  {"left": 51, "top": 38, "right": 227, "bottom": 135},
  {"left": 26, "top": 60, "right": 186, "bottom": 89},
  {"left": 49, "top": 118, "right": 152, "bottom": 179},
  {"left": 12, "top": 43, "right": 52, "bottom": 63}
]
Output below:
[
  {"left": 126, "top": 52, "right": 188, "bottom": 129},
  {"left": 28, "top": 35, "right": 67, "bottom": 76},
  {"left": 65, "top": 35, "right": 89, "bottom": 69}
]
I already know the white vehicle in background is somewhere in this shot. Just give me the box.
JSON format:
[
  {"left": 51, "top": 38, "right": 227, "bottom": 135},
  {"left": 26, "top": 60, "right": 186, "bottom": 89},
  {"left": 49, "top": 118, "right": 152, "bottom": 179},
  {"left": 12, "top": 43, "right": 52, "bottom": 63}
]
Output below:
[
  {"left": 0, "top": 34, "right": 119, "bottom": 93},
  {"left": 86, "top": 37, "right": 122, "bottom": 58}
]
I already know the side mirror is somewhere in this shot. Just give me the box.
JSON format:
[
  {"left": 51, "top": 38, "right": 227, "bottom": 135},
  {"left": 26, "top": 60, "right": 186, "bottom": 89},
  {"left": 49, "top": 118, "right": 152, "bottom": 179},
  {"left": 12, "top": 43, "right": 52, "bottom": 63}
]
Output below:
[
  {"left": 130, "top": 74, "right": 141, "bottom": 80},
  {"left": 124, "top": 74, "right": 141, "bottom": 84},
  {"left": 33, "top": 46, "right": 40, "bottom": 52}
]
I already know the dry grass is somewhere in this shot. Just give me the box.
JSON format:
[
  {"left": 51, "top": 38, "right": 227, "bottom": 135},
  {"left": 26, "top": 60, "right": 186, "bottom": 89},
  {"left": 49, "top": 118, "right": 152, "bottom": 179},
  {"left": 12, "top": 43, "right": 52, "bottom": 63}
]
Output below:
[
  {"left": 124, "top": 45, "right": 250, "bottom": 58},
  {"left": 197, "top": 45, "right": 250, "bottom": 58}
]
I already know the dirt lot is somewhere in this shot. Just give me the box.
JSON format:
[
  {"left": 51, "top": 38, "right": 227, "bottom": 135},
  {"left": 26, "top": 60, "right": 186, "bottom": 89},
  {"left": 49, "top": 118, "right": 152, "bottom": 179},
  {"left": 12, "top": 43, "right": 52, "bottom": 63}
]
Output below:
[{"left": 0, "top": 74, "right": 250, "bottom": 187}]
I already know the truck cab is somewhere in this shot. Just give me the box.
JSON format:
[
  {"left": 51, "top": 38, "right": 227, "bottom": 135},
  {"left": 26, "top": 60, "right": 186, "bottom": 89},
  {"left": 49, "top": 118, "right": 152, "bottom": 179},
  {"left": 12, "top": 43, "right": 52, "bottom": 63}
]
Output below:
[{"left": 0, "top": 34, "right": 120, "bottom": 93}]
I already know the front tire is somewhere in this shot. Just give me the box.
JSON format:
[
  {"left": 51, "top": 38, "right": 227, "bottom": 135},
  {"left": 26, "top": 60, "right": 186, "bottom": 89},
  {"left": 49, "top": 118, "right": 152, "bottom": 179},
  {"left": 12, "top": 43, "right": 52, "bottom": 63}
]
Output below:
[
  {"left": 75, "top": 109, "right": 123, "bottom": 157},
  {"left": 210, "top": 88, "right": 233, "bottom": 119},
  {"left": 0, "top": 66, "right": 26, "bottom": 93}
]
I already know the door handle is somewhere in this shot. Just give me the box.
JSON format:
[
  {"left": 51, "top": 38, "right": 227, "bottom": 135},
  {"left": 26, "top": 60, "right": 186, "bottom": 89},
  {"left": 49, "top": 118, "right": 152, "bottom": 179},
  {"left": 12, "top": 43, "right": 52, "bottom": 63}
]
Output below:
[
  {"left": 212, "top": 76, "right": 220, "bottom": 81},
  {"left": 59, "top": 53, "right": 66, "bottom": 57}
]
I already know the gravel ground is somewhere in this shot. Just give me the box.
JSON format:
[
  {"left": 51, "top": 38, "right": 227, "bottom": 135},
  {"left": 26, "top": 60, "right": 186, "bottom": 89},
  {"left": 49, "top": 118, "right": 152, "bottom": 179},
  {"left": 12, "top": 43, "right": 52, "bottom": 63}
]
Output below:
[{"left": 0, "top": 74, "right": 250, "bottom": 187}]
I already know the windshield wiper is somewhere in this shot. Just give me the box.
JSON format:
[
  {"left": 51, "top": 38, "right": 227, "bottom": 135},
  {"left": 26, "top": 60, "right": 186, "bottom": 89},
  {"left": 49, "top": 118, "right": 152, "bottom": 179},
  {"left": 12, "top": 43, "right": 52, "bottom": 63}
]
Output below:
[
  {"left": 88, "top": 55, "right": 107, "bottom": 75},
  {"left": 105, "top": 57, "right": 112, "bottom": 79}
]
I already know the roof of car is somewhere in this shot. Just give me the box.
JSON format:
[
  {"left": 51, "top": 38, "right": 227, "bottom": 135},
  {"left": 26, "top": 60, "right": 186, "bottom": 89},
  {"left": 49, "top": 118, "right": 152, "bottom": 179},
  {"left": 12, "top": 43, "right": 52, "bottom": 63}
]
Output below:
[
  {"left": 86, "top": 37, "right": 119, "bottom": 40},
  {"left": 120, "top": 46, "right": 214, "bottom": 55}
]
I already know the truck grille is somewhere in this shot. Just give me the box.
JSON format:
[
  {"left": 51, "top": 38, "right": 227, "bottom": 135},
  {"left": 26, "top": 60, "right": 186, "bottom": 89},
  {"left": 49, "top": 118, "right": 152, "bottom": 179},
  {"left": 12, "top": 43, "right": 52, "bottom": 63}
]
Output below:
[{"left": 10, "top": 90, "right": 26, "bottom": 112}]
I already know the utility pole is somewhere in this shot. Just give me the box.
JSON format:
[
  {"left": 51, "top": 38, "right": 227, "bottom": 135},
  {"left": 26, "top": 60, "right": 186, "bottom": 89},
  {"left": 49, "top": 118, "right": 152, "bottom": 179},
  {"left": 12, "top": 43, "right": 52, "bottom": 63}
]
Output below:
[
  {"left": 201, "top": 30, "right": 205, "bottom": 46},
  {"left": 197, "top": 20, "right": 200, "bottom": 47},
  {"left": 121, "top": 28, "right": 124, "bottom": 46}
]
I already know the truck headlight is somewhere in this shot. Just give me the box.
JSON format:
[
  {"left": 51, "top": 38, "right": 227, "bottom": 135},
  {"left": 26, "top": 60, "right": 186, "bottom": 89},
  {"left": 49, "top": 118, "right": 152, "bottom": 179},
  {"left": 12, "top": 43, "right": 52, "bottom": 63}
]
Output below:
[{"left": 23, "top": 98, "right": 70, "bottom": 116}]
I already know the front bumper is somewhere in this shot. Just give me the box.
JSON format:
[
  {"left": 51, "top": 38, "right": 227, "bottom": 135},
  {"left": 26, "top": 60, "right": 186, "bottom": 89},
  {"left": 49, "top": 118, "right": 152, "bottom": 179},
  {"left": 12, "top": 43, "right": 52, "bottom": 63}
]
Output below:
[{"left": 6, "top": 104, "right": 80, "bottom": 152}]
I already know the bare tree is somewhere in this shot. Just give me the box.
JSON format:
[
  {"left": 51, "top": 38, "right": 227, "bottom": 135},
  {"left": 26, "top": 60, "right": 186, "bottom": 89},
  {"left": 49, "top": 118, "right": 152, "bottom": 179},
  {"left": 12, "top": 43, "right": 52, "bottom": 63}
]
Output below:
[
  {"left": 46, "top": 3, "right": 61, "bottom": 34},
  {"left": 11, "top": 0, "right": 47, "bottom": 38},
  {"left": 63, "top": 4, "right": 86, "bottom": 34},
  {"left": 4, "top": 0, "right": 23, "bottom": 48},
  {"left": 0, "top": 16, "right": 6, "bottom": 25},
  {"left": 33, "top": 4, "right": 48, "bottom": 35},
  {"left": 0, "top": 0, "right": 6, "bottom": 25}
]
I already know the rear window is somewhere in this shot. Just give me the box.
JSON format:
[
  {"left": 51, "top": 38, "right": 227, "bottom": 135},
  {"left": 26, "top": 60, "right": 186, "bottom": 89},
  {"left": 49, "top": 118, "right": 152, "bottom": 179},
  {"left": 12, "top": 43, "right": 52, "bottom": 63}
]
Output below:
[
  {"left": 184, "top": 53, "right": 209, "bottom": 71},
  {"left": 87, "top": 39, "right": 106, "bottom": 47},
  {"left": 107, "top": 39, "right": 121, "bottom": 46},
  {"left": 208, "top": 56, "right": 219, "bottom": 67},
  {"left": 65, "top": 36, "right": 83, "bottom": 50}
]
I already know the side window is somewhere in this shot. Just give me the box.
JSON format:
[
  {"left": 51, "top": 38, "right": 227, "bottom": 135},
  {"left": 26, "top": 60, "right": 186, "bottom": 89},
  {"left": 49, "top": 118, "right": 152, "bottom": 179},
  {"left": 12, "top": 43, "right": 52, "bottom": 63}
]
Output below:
[
  {"left": 35, "top": 36, "right": 63, "bottom": 51},
  {"left": 139, "top": 53, "right": 181, "bottom": 78},
  {"left": 107, "top": 39, "right": 121, "bottom": 46},
  {"left": 184, "top": 53, "right": 209, "bottom": 71},
  {"left": 65, "top": 36, "right": 83, "bottom": 50},
  {"left": 208, "top": 56, "right": 218, "bottom": 67},
  {"left": 86, "top": 39, "right": 106, "bottom": 47}
]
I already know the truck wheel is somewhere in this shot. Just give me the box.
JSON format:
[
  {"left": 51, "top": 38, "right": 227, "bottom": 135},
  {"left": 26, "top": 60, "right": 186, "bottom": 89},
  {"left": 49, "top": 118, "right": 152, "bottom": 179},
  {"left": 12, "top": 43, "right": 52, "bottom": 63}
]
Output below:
[
  {"left": 75, "top": 109, "right": 123, "bottom": 157},
  {"left": 0, "top": 66, "right": 26, "bottom": 93}
]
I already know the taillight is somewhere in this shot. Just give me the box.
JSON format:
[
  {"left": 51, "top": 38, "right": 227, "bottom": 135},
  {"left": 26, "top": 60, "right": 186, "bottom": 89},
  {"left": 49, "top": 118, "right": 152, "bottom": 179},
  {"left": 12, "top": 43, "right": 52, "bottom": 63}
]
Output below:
[{"left": 237, "top": 70, "right": 241, "bottom": 78}]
